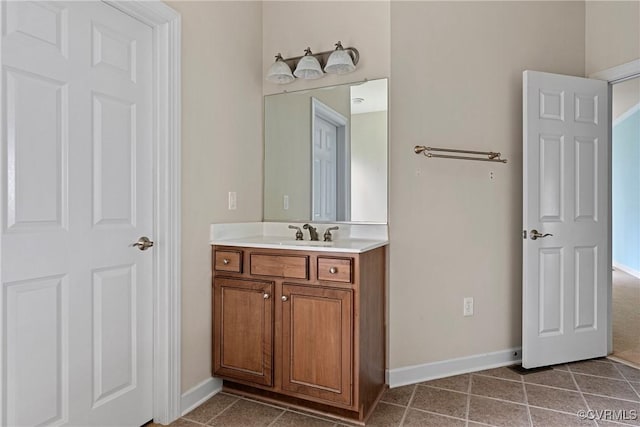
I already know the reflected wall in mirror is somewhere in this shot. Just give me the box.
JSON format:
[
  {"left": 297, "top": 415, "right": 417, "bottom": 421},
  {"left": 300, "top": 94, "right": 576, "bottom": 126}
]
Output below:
[{"left": 264, "top": 78, "right": 388, "bottom": 223}]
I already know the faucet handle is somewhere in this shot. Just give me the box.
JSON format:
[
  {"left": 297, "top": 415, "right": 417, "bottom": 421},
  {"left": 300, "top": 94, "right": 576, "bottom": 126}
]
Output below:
[
  {"left": 323, "top": 226, "right": 339, "bottom": 242},
  {"left": 288, "top": 225, "right": 303, "bottom": 240}
]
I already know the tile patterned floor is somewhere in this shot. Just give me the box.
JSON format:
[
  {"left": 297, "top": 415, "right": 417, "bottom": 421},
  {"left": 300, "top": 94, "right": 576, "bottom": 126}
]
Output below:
[{"left": 166, "top": 358, "right": 640, "bottom": 426}]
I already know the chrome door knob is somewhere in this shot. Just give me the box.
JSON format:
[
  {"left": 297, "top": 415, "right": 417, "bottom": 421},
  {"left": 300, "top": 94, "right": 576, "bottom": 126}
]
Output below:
[
  {"left": 530, "top": 229, "right": 553, "bottom": 241},
  {"left": 132, "top": 236, "right": 154, "bottom": 251},
  {"left": 263, "top": 293, "right": 270, "bottom": 299},
  {"left": 281, "top": 295, "right": 288, "bottom": 302}
]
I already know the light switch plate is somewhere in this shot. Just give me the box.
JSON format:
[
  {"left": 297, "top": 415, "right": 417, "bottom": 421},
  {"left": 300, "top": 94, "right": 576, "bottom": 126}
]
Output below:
[{"left": 463, "top": 297, "right": 474, "bottom": 317}]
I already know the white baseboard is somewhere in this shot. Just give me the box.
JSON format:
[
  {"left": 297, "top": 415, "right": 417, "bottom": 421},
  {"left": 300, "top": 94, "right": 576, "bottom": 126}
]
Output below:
[
  {"left": 386, "top": 347, "right": 522, "bottom": 388},
  {"left": 181, "top": 377, "right": 223, "bottom": 416},
  {"left": 613, "top": 262, "right": 640, "bottom": 279},
  {"left": 184, "top": 351, "right": 522, "bottom": 409}
]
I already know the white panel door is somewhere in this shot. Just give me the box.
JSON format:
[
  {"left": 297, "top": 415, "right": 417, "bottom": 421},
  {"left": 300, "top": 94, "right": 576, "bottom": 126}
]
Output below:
[
  {"left": 523, "top": 71, "right": 608, "bottom": 368},
  {"left": 1, "top": 2, "right": 153, "bottom": 425},
  {"left": 312, "top": 117, "right": 338, "bottom": 221}
]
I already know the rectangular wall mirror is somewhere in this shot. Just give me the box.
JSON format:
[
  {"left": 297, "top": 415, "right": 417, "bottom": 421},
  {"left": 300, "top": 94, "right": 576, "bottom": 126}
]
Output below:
[{"left": 264, "top": 78, "right": 388, "bottom": 223}]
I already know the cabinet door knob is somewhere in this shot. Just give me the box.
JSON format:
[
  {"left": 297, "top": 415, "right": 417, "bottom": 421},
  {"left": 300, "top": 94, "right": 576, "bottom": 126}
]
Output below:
[
  {"left": 329, "top": 267, "right": 338, "bottom": 274},
  {"left": 263, "top": 293, "right": 270, "bottom": 299},
  {"left": 281, "top": 295, "right": 288, "bottom": 302},
  {"left": 223, "top": 259, "right": 230, "bottom": 265}
]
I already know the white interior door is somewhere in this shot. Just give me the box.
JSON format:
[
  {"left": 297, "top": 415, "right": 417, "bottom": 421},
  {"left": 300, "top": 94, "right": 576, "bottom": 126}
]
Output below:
[
  {"left": 523, "top": 70, "right": 609, "bottom": 368},
  {"left": 312, "top": 116, "right": 338, "bottom": 221},
  {"left": 1, "top": 2, "right": 154, "bottom": 425}
]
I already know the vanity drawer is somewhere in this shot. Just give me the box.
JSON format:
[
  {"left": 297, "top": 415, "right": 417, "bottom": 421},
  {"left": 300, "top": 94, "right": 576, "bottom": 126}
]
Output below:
[
  {"left": 214, "top": 250, "right": 243, "bottom": 273},
  {"left": 250, "top": 254, "right": 309, "bottom": 279},
  {"left": 317, "top": 257, "right": 353, "bottom": 283}
]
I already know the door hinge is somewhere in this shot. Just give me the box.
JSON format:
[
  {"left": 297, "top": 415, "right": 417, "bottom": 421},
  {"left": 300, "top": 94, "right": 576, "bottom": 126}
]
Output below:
[{"left": 522, "top": 230, "right": 527, "bottom": 239}]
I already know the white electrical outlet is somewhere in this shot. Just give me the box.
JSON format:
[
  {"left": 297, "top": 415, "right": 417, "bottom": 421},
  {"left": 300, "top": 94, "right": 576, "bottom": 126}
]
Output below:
[
  {"left": 463, "top": 297, "right": 474, "bottom": 317},
  {"left": 283, "top": 195, "right": 289, "bottom": 210},
  {"left": 228, "top": 191, "right": 237, "bottom": 210}
]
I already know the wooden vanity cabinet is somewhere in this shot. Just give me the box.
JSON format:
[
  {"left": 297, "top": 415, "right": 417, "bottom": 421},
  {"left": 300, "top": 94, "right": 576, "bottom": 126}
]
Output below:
[
  {"left": 281, "top": 283, "right": 353, "bottom": 406},
  {"left": 211, "top": 245, "right": 386, "bottom": 423},
  {"left": 212, "top": 277, "right": 274, "bottom": 386}
]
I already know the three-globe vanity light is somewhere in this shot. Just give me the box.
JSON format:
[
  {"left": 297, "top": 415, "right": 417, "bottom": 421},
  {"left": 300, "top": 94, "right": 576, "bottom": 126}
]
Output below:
[{"left": 265, "top": 41, "right": 359, "bottom": 84}]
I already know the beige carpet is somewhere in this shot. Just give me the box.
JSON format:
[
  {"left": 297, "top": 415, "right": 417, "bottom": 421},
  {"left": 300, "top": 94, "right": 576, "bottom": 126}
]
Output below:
[{"left": 612, "top": 268, "right": 640, "bottom": 366}]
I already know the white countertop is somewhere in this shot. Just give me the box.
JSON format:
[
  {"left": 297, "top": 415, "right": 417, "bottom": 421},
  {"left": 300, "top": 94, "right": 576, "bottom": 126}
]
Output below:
[{"left": 210, "top": 222, "right": 388, "bottom": 253}]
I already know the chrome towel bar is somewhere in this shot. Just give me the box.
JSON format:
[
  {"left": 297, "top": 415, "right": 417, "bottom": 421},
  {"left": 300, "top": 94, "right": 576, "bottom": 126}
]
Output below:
[{"left": 414, "top": 145, "right": 507, "bottom": 163}]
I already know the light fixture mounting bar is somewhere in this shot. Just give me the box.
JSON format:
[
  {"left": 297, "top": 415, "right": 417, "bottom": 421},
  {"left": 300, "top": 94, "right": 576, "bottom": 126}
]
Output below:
[{"left": 280, "top": 46, "right": 359, "bottom": 71}]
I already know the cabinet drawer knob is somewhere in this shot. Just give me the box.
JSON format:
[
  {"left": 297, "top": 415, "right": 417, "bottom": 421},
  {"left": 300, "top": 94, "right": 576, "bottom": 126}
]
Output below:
[
  {"left": 329, "top": 267, "right": 338, "bottom": 274},
  {"left": 263, "top": 293, "right": 270, "bottom": 299},
  {"left": 223, "top": 258, "right": 230, "bottom": 265},
  {"left": 281, "top": 295, "right": 288, "bottom": 302}
]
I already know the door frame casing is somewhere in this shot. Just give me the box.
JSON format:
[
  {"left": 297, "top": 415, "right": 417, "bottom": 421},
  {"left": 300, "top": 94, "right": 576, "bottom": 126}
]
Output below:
[
  {"left": 589, "top": 59, "right": 640, "bottom": 356},
  {"left": 0, "top": 1, "right": 182, "bottom": 424}
]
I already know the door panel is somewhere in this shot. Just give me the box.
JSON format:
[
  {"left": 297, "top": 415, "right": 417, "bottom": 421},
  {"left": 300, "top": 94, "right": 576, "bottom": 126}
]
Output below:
[
  {"left": 91, "top": 21, "right": 137, "bottom": 82},
  {"left": 538, "top": 134, "right": 563, "bottom": 221},
  {"left": 213, "top": 278, "right": 274, "bottom": 386},
  {"left": 5, "top": 275, "right": 68, "bottom": 426},
  {"left": 281, "top": 284, "right": 352, "bottom": 406},
  {"left": 91, "top": 265, "right": 136, "bottom": 407},
  {"left": 575, "top": 246, "right": 597, "bottom": 330},
  {"left": 312, "top": 117, "right": 338, "bottom": 221},
  {"left": 4, "top": 1, "right": 68, "bottom": 58},
  {"left": 538, "top": 248, "right": 563, "bottom": 336},
  {"left": 1, "top": 2, "right": 153, "bottom": 425},
  {"left": 92, "top": 93, "right": 135, "bottom": 226},
  {"left": 575, "top": 137, "right": 598, "bottom": 221},
  {"left": 523, "top": 70, "right": 608, "bottom": 368},
  {"left": 4, "top": 67, "right": 68, "bottom": 231}
]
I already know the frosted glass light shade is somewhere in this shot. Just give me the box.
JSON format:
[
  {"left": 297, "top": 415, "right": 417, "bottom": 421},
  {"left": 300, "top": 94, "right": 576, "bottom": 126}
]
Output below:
[
  {"left": 293, "top": 55, "right": 324, "bottom": 79},
  {"left": 324, "top": 49, "right": 355, "bottom": 74},
  {"left": 266, "top": 57, "right": 294, "bottom": 84}
]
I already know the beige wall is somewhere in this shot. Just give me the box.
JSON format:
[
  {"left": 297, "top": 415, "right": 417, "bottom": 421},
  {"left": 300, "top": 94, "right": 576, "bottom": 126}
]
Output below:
[
  {"left": 167, "top": 1, "right": 264, "bottom": 392},
  {"left": 173, "top": 0, "right": 390, "bottom": 395},
  {"left": 389, "top": 1, "right": 585, "bottom": 369},
  {"left": 262, "top": 1, "right": 391, "bottom": 96},
  {"left": 170, "top": 0, "right": 632, "bottom": 394},
  {"left": 351, "top": 111, "right": 388, "bottom": 222},
  {"left": 586, "top": 1, "right": 640, "bottom": 75}
]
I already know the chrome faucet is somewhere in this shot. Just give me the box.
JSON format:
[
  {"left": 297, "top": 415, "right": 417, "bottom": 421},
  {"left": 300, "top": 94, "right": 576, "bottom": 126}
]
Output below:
[
  {"left": 288, "top": 225, "right": 303, "bottom": 240},
  {"left": 303, "top": 224, "right": 319, "bottom": 241},
  {"left": 323, "top": 226, "right": 339, "bottom": 242}
]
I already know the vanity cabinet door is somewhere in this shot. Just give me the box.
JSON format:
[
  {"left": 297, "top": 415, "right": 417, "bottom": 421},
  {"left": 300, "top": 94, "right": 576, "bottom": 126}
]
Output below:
[
  {"left": 213, "top": 277, "right": 274, "bottom": 386},
  {"left": 281, "top": 284, "right": 353, "bottom": 406}
]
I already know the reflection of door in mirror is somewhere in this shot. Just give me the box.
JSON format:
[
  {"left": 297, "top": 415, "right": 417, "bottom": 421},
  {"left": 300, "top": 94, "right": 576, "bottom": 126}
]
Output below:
[{"left": 311, "top": 98, "right": 350, "bottom": 221}]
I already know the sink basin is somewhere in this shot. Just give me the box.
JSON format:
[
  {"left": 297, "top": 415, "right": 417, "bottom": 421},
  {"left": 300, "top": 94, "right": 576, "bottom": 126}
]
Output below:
[{"left": 277, "top": 240, "right": 334, "bottom": 247}]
